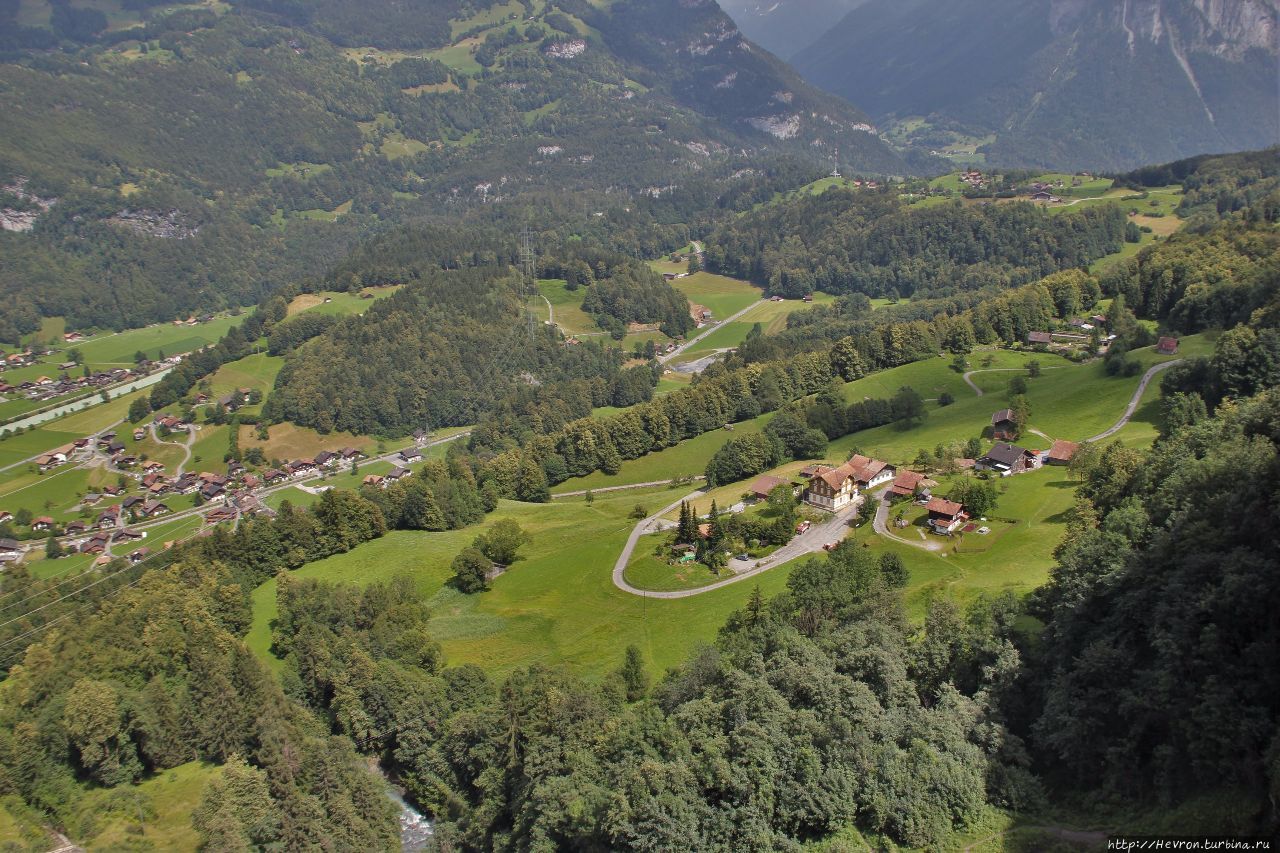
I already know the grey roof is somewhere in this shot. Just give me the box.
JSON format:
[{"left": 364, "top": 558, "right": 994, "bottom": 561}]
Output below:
[{"left": 983, "top": 442, "right": 1028, "bottom": 467}]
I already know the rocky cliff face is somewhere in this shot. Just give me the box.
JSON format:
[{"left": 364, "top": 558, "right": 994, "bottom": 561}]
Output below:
[
  {"left": 795, "top": 0, "right": 1278, "bottom": 169},
  {"left": 1050, "top": 0, "right": 1277, "bottom": 55}
]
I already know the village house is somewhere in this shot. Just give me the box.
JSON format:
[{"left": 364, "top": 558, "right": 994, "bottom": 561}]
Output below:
[
  {"left": 362, "top": 474, "right": 385, "bottom": 489},
  {"left": 1025, "top": 331, "right": 1054, "bottom": 347},
  {"left": 0, "top": 538, "right": 23, "bottom": 563},
  {"left": 112, "top": 528, "right": 144, "bottom": 544},
  {"left": 399, "top": 448, "right": 423, "bottom": 464},
  {"left": 747, "top": 474, "right": 789, "bottom": 502},
  {"left": 888, "top": 470, "right": 931, "bottom": 501},
  {"left": 991, "top": 408, "right": 1018, "bottom": 441},
  {"left": 0, "top": 511, "right": 11, "bottom": 525},
  {"left": 31, "top": 516, "right": 53, "bottom": 532},
  {"left": 140, "top": 500, "right": 170, "bottom": 518},
  {"left": 206, "top": 507, "right": 237, "bottom": 524},
  {"left": 65, "top": 520, "right": 88, "bottom": 536},
  {"left": 97, "top": 507, "right": 120, "bottom": 529},
  {"left": 926, "top": 498, "right": 968, "bottom": 535},
  {"left": 80, "top": 534, "right": 109, "bottom": 555},
  {"left": 341, "top": 447, "right": 366, "bottom": 462},
  {"left": 978, "top": 442, "right": 1041, "bottom": 476},
  {"left": 385, "top": 466, "right": 411, "bottom": 483},
  {"left": 315, "top": 450, "right": 340, "bottom": 468},
  {"left": 1046, "top": 440, "right": 1080, "bottom": 466},
  {"left": 1156, "top": 336, "right": 1179, "bottom": 355},
  {"left": 804, "top": 455, "right": 894, "bottom": 512},
  {"left": 128, "top": 547, "right": 151, "bottom": 564}
]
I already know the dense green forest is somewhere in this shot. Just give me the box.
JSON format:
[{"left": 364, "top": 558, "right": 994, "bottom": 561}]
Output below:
[
  {"left": 703, "top": 190, "right": 1126, "bottom": 299},
  {"left": 265, "top": 264, "right": 644, "bottom": 435}
]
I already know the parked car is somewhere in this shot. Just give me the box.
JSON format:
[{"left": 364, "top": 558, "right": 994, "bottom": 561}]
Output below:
[
  {"left": 795, "top": 520, "right": 811, "bottom": 534},
  {"left": 735, "top": 553, "right": 750, "bottom": 561},
  {"left": 823, "top": 541, "right": 840, "bottom": 552}
]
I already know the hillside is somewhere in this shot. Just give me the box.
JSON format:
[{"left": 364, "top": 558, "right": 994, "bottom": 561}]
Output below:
[
  {"left": 794, "top": 0, "right": 1280, "bottom": 170},
  {"left": 0, "top": 0, "right": 909, "bottom": 339}
]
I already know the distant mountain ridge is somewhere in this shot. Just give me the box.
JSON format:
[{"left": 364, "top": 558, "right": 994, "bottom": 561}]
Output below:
[
  {"left": 794, "top": 0, "right": 1279, "bottom": 170},
  {"left": 716, "top": 0, "right": 867, "bottom": 59}
]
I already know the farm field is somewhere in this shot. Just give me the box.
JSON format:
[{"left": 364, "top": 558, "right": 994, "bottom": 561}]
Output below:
[
  {"left": 673, "top": 293, "right": 836, "bottom": 362},
  {"left": 73, "top": 313, "right": 249, "bottom": 366},
  {"left": 238, "top": 422, "right": 378, "bottom": 462}
]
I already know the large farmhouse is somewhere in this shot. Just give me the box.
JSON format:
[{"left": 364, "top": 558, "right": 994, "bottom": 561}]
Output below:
[
  {"left": 804, "top": 455, "right": 894, "bottom": 512},
  {"left": 978, "top": 442, "right": 1041, "bottom": 476}
]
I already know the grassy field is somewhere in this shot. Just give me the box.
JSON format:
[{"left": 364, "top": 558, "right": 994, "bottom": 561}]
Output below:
[
  {"left": 673, "top": 293, "right": 835, "bottom": 362},
  {"left": 74, "top": 314, "right": 248, "bottom": 366},
  {"left": 239, "top": 422, "right": 378, "bottom": 462},
  {"left": 247, "top": 485, "right": 801, "bottom": 679},
  {"left": 71, "top": 761, "right": 214, "bottom": 850},
  {"left": 285, "top": 286, "right": 400, "bottom": 317},
  {"left": 533, "top": 279, "right": 599, "bottom": 336},
  {"left": 670, "top": 272, "right": 762, "bottom": 318}
]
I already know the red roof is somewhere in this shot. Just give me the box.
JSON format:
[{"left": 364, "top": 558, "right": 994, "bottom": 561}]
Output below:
[
  {"left": 749, "top": 474, "right": 788, "bottom": 498},
  {"left": 925, "top": 498, "right": 964, "bottom": 518},
  {"left": 889, "top": 470, "right": 926, "bottom": 496},
  {"left": 1047, "top": 440, "right": 1080, "bottom": 463}
]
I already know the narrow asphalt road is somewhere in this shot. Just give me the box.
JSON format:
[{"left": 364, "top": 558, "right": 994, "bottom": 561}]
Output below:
[
  {"left": 612, "top": 496, "right": 858, "bottom": 600},
  {"left": 871, "top": 486, "right": 944, "bottom": 553},
  {"left": 658, "top": 300, "right": 766, "bottom": 365},
  {"left": 1085, "top": 359, "right": 1181, "bottom": 443}
]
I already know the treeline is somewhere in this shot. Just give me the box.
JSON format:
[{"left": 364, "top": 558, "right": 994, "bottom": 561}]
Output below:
[
  {"left": 1113, "top": 145, "right": 1280, "bottom": 221},
  {"left": 1025, "top": 368, "right": 1280, "bottom": 810},
  {"left": 1101, "top": 221, "right": 1279, "bottom": 333},
  {"left": 703, "top": 188, "right": 1125, "bottom": 299},
  {"left": 271, "top": 542, "right": 1037, "bottom": 849},
  {"left": 469, "top": 347, "right": 839, "bottom": 490},
  {"left": 0, "top": 558, "right": 400, "bottom": 847},
  {"left": 266, "top": 265, "right": 642, "bottom": 435}
]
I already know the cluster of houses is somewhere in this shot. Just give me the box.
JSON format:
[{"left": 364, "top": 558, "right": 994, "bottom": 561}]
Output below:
[
  {"left": 735, "top": 400, "right": 1091, "bottom": 542},
  {"left": 0, "top": 366, "right": 150, "bottom": 406},
  {"left": 959, "top": 169, "right": 989, "bottom": 190}
]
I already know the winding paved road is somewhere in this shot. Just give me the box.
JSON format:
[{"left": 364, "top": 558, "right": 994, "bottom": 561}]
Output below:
[
  {"left": 612, "top": 494, "right": 858, "bottom": 599},
  {"left": 1085, "top": 359, "right": 1181, "bottom": 443}
]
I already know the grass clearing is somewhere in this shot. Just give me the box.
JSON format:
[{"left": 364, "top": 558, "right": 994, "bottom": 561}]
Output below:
[
  {"left": 669, "top": 272, "right": 761, "bottom": 318},
  {"left": 72, "top": 761, "right": 213, "bottom": 850},
  {"left": 238, "top": 422, "right": 377, "bottom": 462},
  {"left": 285, "top": 285, "right": 400, "bottom": 317},
  {"left": 248, "top": 486, "right": 800, "bottom": 680},
  {"left": 534, "top": 279, "right": 598, "bottom": 335}
]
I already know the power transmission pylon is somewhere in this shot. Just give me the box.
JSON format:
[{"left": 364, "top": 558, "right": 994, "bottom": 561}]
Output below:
[{"left": 519, "top": 227, "right": 537, "bottom": 337}]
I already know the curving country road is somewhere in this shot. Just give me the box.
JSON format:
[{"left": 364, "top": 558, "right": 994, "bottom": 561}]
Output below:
[
  {"left": 612, "top": 493, "right": 858, "bottom": 599},
  {"left": 1085, "top": 359, "right": 1181, "bottom": 443},
  {"left": 871, "top": 486, "right": 944, "bottom": 553},
  {"left": 961, "top": 365, "right": 1065, "bottom": 397}
]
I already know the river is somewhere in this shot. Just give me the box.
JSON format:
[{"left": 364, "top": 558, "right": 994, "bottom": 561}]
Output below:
[{"left": 370, "top": 761, "right": 433, "bottom": 850}]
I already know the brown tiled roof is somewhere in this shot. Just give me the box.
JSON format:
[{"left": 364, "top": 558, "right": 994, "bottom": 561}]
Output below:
[
  {"left": 926, "top": 498, "right": 964, "bottom": 517},
  {"left": 749, "top": 474, "right": 787, "bottom": 497},
  {"left": 889, "top": 470, "right": 926, "bottom": 495},
  {"left": 991, "top": 408, "right": 1014, "bottom": 425},
  {"left": 1048, "top": 439, "right": 1079, "bottom": 462}
]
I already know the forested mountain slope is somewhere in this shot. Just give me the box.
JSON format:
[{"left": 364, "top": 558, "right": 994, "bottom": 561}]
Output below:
[
  {"left": 0, "top": 0, "right": 908, "bottom": 339},
  {"left": 794, "top": 0, "right": 1279, "bottom": 170}
]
